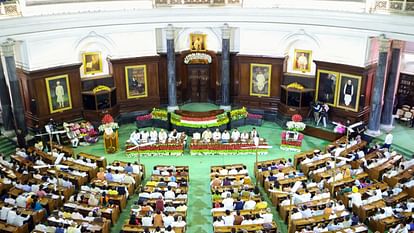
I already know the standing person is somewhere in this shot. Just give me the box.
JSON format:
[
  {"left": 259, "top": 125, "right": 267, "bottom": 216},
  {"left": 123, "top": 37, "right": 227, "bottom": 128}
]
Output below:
[
  {"left": 312, "top": 102, "right": 322, "bottom": 124},
  {"left": 317, "top": 103, "right": 329, "bottom": 128},
  {"left": 16, "top": 129, "right": 26, "bottom": 149},
  {"left": 55, "top": 81, "right": 65, "bottom": 108},
  {"left": 383, "top": 131, "right": 393, "bottom": 149},
  {"left": 297, "top": 52, "right": 308, "bottom": 71},
  {"left": 343, "top": 79, "right": 354, "bottom": 106}
]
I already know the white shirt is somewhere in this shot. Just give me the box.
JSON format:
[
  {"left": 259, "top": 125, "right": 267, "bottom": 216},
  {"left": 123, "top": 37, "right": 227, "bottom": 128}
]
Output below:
[
  {"left": 112, "top": 173, "right": 124, "bottom": 182},
  {"left": 243, "top": 200, "right": 256, "bottom": 210},
  {"left": 150, "top": 131, "right": 158, "bottom": 141},
  {"left": 0, "top": 206, "right": 11, "bottom": 221},
  {"left": 212, "top": 131, "right": 221, "bottom": 141},
  {"left": 142, "top": 216, "right": 153, "bottom": 226},
  {"left": 222, "top": 198, "right": 234, "bottom": 210},
  {"left": 15, "top": 214, "right": 30, "bottom": 226},
  {"left": 6, "top": 210, "right": 16, "bottom": 225},
  {"left": 231, "top": 131, "right": 240, "bottom": 141},
  {"left": 222, "top": 132, "right": 230, "bottom": 140},
  {"left": 385, "top": 133, "right": 393, "bottom": 144},
  {"left": 291, "top": 212, "right": 303, "bottom": 220},
  {"left": 228, "top": 169, "right": 238, "bottom": 175},
  {"left": 163, "top": 215, "right": 175, "bottom": 227},
  {"left": 192, "top": 132, "right": 201, "bottom": 140},
  {"left": 261, "top": 213, "right": 273, "bottom": 223},
  {"left": 165, "top": 191, "right": 176, "bottom": 200},
  {"left": 223, "top": 215, "right": 235, "bottom": 226}
]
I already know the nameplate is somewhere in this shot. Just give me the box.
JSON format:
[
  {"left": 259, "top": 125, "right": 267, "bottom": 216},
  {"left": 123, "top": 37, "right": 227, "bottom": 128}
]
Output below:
[{"left": 184, "top": 53, "right": 212, "bottom": 64}]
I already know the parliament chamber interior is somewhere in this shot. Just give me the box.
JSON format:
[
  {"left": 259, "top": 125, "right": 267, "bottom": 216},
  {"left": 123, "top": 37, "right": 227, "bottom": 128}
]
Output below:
[{"left": 1, "top": 0, "right": 414, "bottom": 232}]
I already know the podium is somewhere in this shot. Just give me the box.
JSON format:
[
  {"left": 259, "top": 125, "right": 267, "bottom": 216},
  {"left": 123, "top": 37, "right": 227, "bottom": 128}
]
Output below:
[{"left": 104, "top": 130, "right": 119, "bottom": 153}]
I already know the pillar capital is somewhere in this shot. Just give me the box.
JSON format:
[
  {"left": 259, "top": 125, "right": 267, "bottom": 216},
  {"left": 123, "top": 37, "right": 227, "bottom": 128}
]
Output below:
[
  {"left": 378, "top": 34, "right": 390, "bottom": 53},
  {"left": 392, "top": 40, "right": 405, "bottom": 49},
  {"left": 222, "top": 23, "right": 231, "bottom": 40},
  {"left": 1, "top": 39, "right": 15, "bottom": 57},
  {"left": 166, "top": 24, "right": 175, "bottom": 40}
]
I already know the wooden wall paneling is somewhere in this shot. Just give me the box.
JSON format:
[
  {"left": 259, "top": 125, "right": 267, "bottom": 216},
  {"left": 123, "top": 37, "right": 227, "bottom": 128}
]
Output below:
[
  {"left": 232, "top": 55, "right": 284, "bottom": 112},
  {"left": 17, "top": 64, "right": 83, "bottom": 128},
  {"left": 110, "top": 56, "right": 161, "bottom": 113},
  {"left": 314, "top": 60, "right": 376, "bottom": 123}
]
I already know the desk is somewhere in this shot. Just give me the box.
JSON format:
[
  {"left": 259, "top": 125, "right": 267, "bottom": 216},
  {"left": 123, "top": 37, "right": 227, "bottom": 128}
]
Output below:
[
  {"left": 300, "top": 157, "right": 331, "bottom": 176},
  {"left": 189, "top": 141, "right": 269, "bottom": 156},
  {"left": 338, "top": 182, "right": 388, "bottom": 208},
  {"left": 126, "top": 142, "right": 184, "bottom": 156},
  {"left": 313, "top": 165, "right": 351, "bottom": 183},
  {"left": 122, "top": 223, "right": 185, "bottom": 233},
  {"left": 291, "top": 210, "right": 349, "bottom": 233},
  {"left": 353, "top": 199, "right": 386, "bottom": 221},
  {"left": 0, "top": 221, "right": 28, "bottom": 233},
  {"left": 64, "top": 202, "right": 120, "bottom": 225},
  {"left": 214, "top": 222, "right": 277, "bottom": 233},
  {"left": 256, "top": 166, "right": 295, "bottom": 186},
  {"left": 367, "top": 155, "right": 402, "bottom": 180},
  {"left": 91, "top": 179, "right": 134, "bottom": 196},
  {"left": 77, "top": 152, "right": 107, "bottom": 168},
  {"left": 279, "top": 197, "right": 331, "bottom": 222},
  {"left": 383, "top": 167, "right": 414, "bottom": 187},
  {"left": 294, "top": 151, "right": 314, "bottom": 168},
  {"left": 368, "top": 211, "right": 412, "bottom": 233}
]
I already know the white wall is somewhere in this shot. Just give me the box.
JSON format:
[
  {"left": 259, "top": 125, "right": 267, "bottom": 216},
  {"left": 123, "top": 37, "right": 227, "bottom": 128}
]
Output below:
[{"left": 1, "top": 8, "right": 414, "bottom": 72}]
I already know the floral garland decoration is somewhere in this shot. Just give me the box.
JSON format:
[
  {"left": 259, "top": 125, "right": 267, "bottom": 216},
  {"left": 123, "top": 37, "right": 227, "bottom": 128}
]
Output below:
[
  {"left": 151, "top": 108, "right": 168, "bottom": 121},
  {"left": 286, "top": 114, "right": 306, "bottom": 132},
  {"left": 230, "top": 107, "right": 248, "bottom": 120}
]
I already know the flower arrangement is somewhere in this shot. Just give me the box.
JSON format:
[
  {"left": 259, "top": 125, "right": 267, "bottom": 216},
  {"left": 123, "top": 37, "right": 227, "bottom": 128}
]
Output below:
[
  {"left": 136, "top": 114, "right": 152, "bottom": 121},
  {"left": 170, "top": 112, "right": 229, "bottom": 128},
  {"left": 98, "top": 114, "right": 119, "bottom": 132},
  {"left": 287, "top": 82, "right": 305, "bottom": 90},
  {"left": 247, "top": 113, "right": 263, "bottom": 119},
  {"left": 334, "top": 125, "right": 346, "bottom": 134},
  {"left": 286, "top": 114, "right": 306, "bottom": 131},
  {"left": 230, "top": 107, "right": 248, "bottom": 120},
  {"left": 151, "top": 108, "right": 168, "bottom": 121}
]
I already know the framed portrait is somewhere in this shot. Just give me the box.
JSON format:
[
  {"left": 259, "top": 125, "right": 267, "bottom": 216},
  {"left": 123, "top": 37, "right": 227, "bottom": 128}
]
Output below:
[
  {"left": 315, "top": 70, "right": 339, "bottom": 106},
  {"left": 336, "top": 73, "right": 362, "bottom": 112},
  {"left": 45, "top": 75, "right": 73, "bottom": 114},
  {"left": 83, "top": 52, "right": 103, "bottom": 75},
  {"left": 190, "top": 33, "right": 207, "bottom": 52},
  {"left": 293, "top": 49, "right": 312, "bottom": 73},
  {"left": 250, "top": 63, "right": 272, "bottom": 97},
  {"left": 125, "top": 65, "right": 148, "bottom": 99}
]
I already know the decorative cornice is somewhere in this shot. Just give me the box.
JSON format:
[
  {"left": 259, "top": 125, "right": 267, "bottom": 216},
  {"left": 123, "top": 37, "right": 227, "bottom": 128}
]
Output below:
[{"left": 1, "top": 39, "right": 15, "bottom": 57}]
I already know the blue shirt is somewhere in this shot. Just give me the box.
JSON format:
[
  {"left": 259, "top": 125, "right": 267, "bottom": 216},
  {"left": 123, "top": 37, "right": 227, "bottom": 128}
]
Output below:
[
  {"left": 124, "top": 166, "right": 133, "bottom": 173},
  {"left": 105, "top": 173, "right": 113, "bottom": 182}
]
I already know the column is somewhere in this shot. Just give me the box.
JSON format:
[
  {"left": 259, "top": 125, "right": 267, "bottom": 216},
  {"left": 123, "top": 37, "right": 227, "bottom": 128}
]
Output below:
[
  {"left": 1, "top": 39, "right": 27, "bottom": 134},
  {"left": 220, "top": 23, "right": 231, "bottom": 110},
  {"left": 166, "top": 24, "right": 178, "bottom": 112},
  {"left": 380, "top": 40, "right": 403, "bottom": 129},
  {"left": 366, "top": 35, "right": 389, "bottom": 136},
  {"left": 0, "top": 55, "right": 14, "bottom": 131}
]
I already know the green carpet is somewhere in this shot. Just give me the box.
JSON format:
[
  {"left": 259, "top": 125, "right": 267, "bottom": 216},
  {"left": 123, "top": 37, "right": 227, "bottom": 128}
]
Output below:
[
  {"left": 71, "top": 103, "right": 414, "bottom": 233},
  {"left": 180, "top": 103, "right": 219, "bottom": 112}
]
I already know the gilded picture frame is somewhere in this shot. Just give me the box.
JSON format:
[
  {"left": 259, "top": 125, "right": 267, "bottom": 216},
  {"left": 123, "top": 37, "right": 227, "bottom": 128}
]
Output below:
[
  {"left": 293, "top": 49, "right": 312, "bottom": 73},
  {"left": 336, "top": 73, "right": 362, "bottom": 112},
  {"left": 83, "top": 52, "right": 103, "bottom": 75},
  {"left": 315, "top": 70, "right": 340, "bottom": 107},
  {"left": 190, "top": 33, "right": 207, "bottom": 52},
  {"left": 125, "top": 65, "right": 148, "bottom": 99},
  {"left": 45, "top": 74, "right": 73, "bottom": 114},
  {"left": 250, "top": 63, "right": 272, "bottom": 97}
]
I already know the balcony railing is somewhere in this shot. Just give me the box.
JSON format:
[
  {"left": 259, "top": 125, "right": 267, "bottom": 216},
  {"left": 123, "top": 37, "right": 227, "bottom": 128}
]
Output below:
[
  {"left": 374, "top": 0, "right": 414, "bottom": 13},
  {"left": 154, "top": 0, "right": 241, "bottom": 7}
]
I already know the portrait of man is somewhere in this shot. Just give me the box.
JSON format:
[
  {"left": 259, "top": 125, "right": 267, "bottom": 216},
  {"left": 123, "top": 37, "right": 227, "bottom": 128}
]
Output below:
[
  {"left": 337, "top": 74, "right": 361, "bottom": 112},
  {"left": 293, "top": 49, "right": 312, "bottom": 73},
  {"left": 83, "top": 52, "right": 102, "bottom": 75},
  {"left": 45, "top": 75, "right": 72, "bottom": 113},
  {"left": 125, "top": 65, "right": 148, "bottom": 99},
  {"left": 316, "top": 70, "right": 339, "bottom": 106},
  {"left": 250, "top": 64, "right": 272, "bottom": 97},
  {"left": 190, "top": 33, "right": 206, "bottom": 52}
]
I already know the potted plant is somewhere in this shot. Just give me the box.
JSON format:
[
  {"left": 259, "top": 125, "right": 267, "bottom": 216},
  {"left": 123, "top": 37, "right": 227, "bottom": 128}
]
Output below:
[
  {"left": 151, "top": 108, "right": 170, "bottom": 129},
  {"left": 230, "top": 107, "right": 248, "bottom": 128}
]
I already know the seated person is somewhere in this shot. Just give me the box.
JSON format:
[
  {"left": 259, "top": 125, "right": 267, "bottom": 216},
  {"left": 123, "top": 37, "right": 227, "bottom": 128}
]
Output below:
[
  {"left": 192, "top": 132, "right": 201, "bottom": 141},
  {"left": 240, "top": 131, "right": 249, "bottom": 142},
  {"left": 202, "top": 129, "right": 212, "bottom": 143},
  {"left": 158, "top": 129, "right": 168, "bottom": 144},
  {"left": 141, "top": 130, "right": 149, "bottom": 143},
  {"left": 212, "top": 129, "right": 221, "bottom": 142},
  {"left": 169, "top": 129, "right": 179, "bottom": 141},
  {"left": 250, "top": 127, "right": 259, "bottom": 138},
  {"left": 149, "top": 128, "right": 158, "bottom": 143},
  {"left": 231, "top": 128, "right": 240, "bottom": 142},
  {"left": 129, "top": 130, "right": 141, "bottom": 146},
  {"left": 221, "top": 130, "right": 230, "bottom": 143}
]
